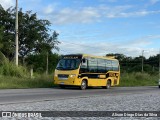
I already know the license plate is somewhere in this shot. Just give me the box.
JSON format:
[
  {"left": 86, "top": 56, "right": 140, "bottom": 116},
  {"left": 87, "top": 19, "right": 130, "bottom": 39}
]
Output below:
[{"left": 60, "top": 82, "right": 64, "bottom": 84}]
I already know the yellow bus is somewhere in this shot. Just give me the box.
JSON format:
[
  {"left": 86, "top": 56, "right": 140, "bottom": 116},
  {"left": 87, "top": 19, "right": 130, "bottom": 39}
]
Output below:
[{"left": 54, "top": 54, "right": 120, "bottom": 90}]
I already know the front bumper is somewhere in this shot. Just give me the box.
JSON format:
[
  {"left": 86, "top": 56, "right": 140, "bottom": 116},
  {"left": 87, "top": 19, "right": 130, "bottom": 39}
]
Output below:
[{"left": 54, "top": 76, "right": 81, "bottom": 86}]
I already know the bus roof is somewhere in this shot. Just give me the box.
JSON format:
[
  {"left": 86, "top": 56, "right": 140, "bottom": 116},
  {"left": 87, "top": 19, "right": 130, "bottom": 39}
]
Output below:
[{"left": 62, "top": 54, "right": 118, "bottom": 61}]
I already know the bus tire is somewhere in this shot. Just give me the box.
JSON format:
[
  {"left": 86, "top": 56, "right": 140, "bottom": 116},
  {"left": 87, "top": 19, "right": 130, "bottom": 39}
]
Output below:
[
  {"left": 107, "top": 80, "right": 111, "bottom": 89},
  {"left": 80, "top": 80, "right": 87, "bottom": 90},
  {"left": 159, "top": 85, "right": 160, "bottom": 88},
  {"left": 103, "top": 80, "right": 111, "bottom": 89}
]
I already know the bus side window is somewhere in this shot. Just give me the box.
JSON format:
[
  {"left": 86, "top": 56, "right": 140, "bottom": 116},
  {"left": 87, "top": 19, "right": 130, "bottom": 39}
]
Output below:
[
  {"left": 112, "top": 60, "right": 119, "bottom": 71},
  {"left": 97, "top": 59, "right": 106, "bottom": 73},
  {"left": 106, "top": 60, "right": 112, "bottom": 71},
  {"left": 88, "top": 57, "right": 97, "bottom": 73},
  {"left": 80, "top": 58, "right": 88, "bottom": 73}
]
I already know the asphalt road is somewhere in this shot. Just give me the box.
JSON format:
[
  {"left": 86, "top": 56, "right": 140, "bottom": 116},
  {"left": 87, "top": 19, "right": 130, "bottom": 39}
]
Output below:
[{"left": 0, "top": 86, "right": 159, "bottom": 105}]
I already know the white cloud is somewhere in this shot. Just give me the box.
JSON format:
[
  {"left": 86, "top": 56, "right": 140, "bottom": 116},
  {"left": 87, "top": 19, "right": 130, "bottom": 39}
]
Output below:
[
  {"left": 130, "top": 35, "right": 160, "bottom": 46},
  {"left": 58, "top": 41, "right": 141, "bottom": 57},
  {"left": 107, "top": 0, "right": 117, "bottom": 2},
  {"left": 59, "top": 43, "right": 158, "bottom": 58},
  {"left": 0, "top": 0, "right": 14, "bottom": 9},
  {"left": 43, "top": 5, "right": 54, "bottom": 14},
  {"left": 41, "top": 4, "right": 160, "bottom": 25},
  {"left": 99, "top": 0, "right": 117, "bottom": 2},
  {"left": 104, "top": 6, "right": 160, "bottom": 18},
  {"left": 47, "top": 7, "right": 100, "bottom": 25},
  {"left": 144, "top": 0, "right": 160, "bottom": 7},
  {"left": 106, "top": 10, "right": 160, "bottom": 18},
  {"left": 57, "top": 34, "right": 160, "bottom": 58},
  {"left": 149, "top": 0, "right": 160, "bottom": 5}
]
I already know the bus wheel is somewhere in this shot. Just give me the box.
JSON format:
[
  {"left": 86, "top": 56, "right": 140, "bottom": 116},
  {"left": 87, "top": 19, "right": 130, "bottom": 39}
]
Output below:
[
  {"left": 102, "top": 80, "right": 111, "bottom": 89},
  {"left": 80, "top": 80, "right": 87, "bottom": 90},
  {"left": 159, "top": 85, "right": 160, "bottom": 88},
  {"left": 106, "top": 80, "right": 111, "bottom": 89}
]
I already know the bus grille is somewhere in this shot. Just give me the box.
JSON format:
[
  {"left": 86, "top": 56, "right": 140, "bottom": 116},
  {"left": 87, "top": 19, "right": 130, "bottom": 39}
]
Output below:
[{"left": 58, "top": 74, "right": 69, "bottom": 80}]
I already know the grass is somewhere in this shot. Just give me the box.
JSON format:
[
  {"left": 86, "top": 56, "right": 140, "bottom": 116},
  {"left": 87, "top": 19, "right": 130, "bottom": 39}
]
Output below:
[
  {"left": 0, "top": 72, "right": 158, "bottom": 89},
  {"left": 0, "top": 52, "right": 29, "bottom": 78},
  {"left": 0, "top": 62, "right": 29, "bottom": 77},
  {"left": 119, "top": 72, "right": 158, "bottom": 87},
  {"left": 0, "top": 74, "right": 54, "bottom": 89},
  {"left": 0, "top": 52, "right": 55, "bottom": 89},
  {"left": 0, "top": 52, "right": 158, "bottom": 88}
]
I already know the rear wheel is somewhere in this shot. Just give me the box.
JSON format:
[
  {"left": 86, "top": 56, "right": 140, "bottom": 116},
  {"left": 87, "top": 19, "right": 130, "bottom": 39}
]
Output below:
[
  {"left": 80, "top": 80, "right": 87, "bottom": 90},
  {"left": 103, "top": 80, "right": 111, "bottom": 89},
  {"left": 159, "top": 85, "right": 160, "bottom": 88}
]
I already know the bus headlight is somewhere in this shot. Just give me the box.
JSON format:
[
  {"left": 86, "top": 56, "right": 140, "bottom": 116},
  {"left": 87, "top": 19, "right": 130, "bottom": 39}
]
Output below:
[{"left": 70, "top": 74, "right": 76, "bottom": 78}]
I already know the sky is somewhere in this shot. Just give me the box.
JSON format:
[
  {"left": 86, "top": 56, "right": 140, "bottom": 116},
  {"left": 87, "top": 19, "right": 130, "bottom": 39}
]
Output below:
[{"left": 0, "top": 0, "right": 160, "bottom": 58}]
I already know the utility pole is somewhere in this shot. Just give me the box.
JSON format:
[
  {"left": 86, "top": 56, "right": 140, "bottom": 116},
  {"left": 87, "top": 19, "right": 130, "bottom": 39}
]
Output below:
[
  {"left": 142, "top": 50, "right": 144, "bottom": 73},
  {"left": 159, "top": 49, "right": 160, "bottom": 81},
  {"left": 15, "top": 0, "right": 19, "bottom": 66},
  {"left": 46, "top": 52, "right": 48, "bottom": 75}
]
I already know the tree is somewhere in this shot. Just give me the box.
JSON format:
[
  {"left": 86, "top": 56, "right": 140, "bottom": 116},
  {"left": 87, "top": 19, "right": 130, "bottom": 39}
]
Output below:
[
  {"left": 106, "top": 53, "right": 126, "bottom": 62},
  {"left": 106, "top": 53, "right": 159, "bottom": 73},
  {"left": 26, "top": 53, "right": 60, "bottom": 73},
  {"left": 146, "top": 55, "right": 159, "bottom": 67},
  {"left": 18, "top": 9, "right": 60, "bottom": 59},
  {"left": 0, "top": 5, "right": 15, "bottom": 60},
  {"left": 0, "top": 26, "right": 4, "bottom": 49},
  {"left": 0, "top": 5, "right": 60, "bottom": 61}
]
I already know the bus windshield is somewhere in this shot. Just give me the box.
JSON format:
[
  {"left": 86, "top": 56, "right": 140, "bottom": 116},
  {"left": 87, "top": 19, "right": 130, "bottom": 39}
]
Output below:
[{"left": 56, "top": 59, "right": 81, "bottom": 70}]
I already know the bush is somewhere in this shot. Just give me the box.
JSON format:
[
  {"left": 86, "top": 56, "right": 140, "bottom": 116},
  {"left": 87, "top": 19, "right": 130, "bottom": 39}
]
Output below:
[
  {"left": 0, "top": 74, "right": 54, "bottom": 89},
  {"left": 0, "top": 52, "right": 29, "bottom": 77},
  {"left": 120, "top": 72, "right": 158, "bottom": 86},
  {"left": 1, "top": 61, "right": 28, "bottom": 77},
  {"left": 0, "top": 51, "right": 7, "bottom": 64}
]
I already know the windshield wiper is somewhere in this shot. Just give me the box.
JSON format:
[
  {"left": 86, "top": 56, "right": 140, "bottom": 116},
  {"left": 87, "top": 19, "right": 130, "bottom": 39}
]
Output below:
[{"left": 56, "top": 67, "right": 64, "bottom": 70}]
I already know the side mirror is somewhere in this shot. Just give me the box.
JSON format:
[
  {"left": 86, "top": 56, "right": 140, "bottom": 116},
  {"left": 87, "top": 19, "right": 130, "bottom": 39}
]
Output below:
[{"left": 82, "top": 58, "right": 86, "bottom": 63}]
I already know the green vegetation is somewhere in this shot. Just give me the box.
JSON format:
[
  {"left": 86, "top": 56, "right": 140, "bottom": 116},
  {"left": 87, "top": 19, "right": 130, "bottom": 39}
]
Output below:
[
  {"left": 0, "top": 72, "right": 158, "bottom": 89},
  {"left": 0, "top": 4, "right": 159, "bottom": 89},
  {"left": 0, "top": 5, "right": 59, "bottom": 89},
  {"left": 0, "top": 5, "right": 60, "bottom": 60},
  {"left": 120, "top": 72, "right": 158, "bottom": 87},
  {"left": 26, "top": 53, "right": 60, "bottom": 73},
  {"left": 0, "top": 54, "right": 158, "bottom": 89},
  {"left": 0, "top": 61, "right": 28, "bottom": 78},
  {"left": 0, "top": 75, "right": 53, "bottom": 89},
  {"left": 0, "top": 52, "right": 54, "bottom": 89},
  {"left": 106, "top": 53, "right": 159, "bottom": 73},
  {"left": 0, "top": 51, "right": 159, "bottom": 89},
  {"left": 0, "top": 4, "right": 60, "bottom": 73}
]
